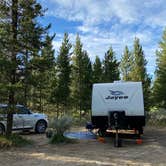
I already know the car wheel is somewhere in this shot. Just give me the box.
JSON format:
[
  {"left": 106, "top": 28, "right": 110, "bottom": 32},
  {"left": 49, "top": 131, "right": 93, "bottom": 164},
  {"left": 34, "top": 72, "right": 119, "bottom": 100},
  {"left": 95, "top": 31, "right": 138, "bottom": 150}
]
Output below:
[
  {"left": 0, "top": 124, "right": 5, "bottom": 135},
  {"left": 35, "top": 120, "right": 47, "bottom": 134}
]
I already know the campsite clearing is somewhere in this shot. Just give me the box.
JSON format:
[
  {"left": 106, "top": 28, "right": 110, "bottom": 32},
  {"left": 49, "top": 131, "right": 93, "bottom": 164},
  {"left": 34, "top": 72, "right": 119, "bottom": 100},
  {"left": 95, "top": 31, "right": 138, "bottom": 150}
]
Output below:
[{"left": 0, "top": 127, "right": 166, "bottom": 166}]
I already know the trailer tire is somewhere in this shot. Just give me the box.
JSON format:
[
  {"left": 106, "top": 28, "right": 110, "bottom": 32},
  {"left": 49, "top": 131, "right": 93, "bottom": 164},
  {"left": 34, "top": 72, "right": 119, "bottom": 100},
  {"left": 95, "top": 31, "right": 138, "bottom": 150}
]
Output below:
[
  {"left": 98, "top": 128, "right": 106, "bottom": 137},
  {"left": 138, "top": 127, "right": 143, "bottom": 135}
]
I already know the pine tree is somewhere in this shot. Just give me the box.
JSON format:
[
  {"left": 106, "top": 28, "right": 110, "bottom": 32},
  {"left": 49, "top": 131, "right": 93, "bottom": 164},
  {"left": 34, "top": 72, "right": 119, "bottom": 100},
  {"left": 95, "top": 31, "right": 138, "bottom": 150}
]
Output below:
[
  {"left": 71, "top": 34, "right": 92, "bottom": 118},
  {"left": 0, "top": 0, "right": 51, "bottom": 135},
  {"left": 80, "top": 50, "right": 92, "bottom": 113},
  {"left": 130, "top": 38, "right": 151, "bottom": 111},
  {"left": 153, "top": 29, "right": 166, "bottom": 108},
  {"left": 0, "top": 0, "right": 20, "bottom": 136},
  {"left": 50, "top": 33, "right": 72, "bottom": 115},
  {"left": 18, "top": 0, "right": 51, "bottom": 106},
  {"left": 102, "top": 46, "right": 120, "bottom": 82},
  {"left": 31, "top": 34, "right": 55, "bottom": 112},
  {"left": 92, "top": 56, "right": 103, "bottom": 83},
  {"left": 71, "top": 34, "right": 83, "bottom": 113},
  {"left": 120, "top": 46, "right": 132, "bottom": 81}
]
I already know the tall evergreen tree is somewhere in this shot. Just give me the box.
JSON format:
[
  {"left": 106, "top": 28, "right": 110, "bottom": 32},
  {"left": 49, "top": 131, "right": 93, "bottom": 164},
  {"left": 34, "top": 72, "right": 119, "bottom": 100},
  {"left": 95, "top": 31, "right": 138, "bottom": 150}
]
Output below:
[
  {"left": 130, "top": 38, "right": 151, "bottom": 111},
  {"left": 71, "top": 34, "right": 92, "bottom": 118},
  {"left": 0, "top": 0, "right": 51, "bottom": 135},
  {"left": 31, "top": 34, "right": 55, "bottom": 112},
  {"left": 120, "top": 46, "right": 132, "bottom": 81},
  {"left": 102, "top": 46, "right": 119, "bottom": 82},
  {"left": 0, "top": 0, "right": 20, "bottom": 136},
  {"left": 92, "top": 56, "right": 103, "bottom": 83},
  {"left": 50, "top": 33, "right": 72, "bottom": 115},
  {"left": 71, "top": 34, "right": 83, "bottom": 113},
  {"left": 80, "top": 50, "right": 92, "bottom": 112},
  {"left": 153, "top": 29, "right": 166, "bottom": 108}
]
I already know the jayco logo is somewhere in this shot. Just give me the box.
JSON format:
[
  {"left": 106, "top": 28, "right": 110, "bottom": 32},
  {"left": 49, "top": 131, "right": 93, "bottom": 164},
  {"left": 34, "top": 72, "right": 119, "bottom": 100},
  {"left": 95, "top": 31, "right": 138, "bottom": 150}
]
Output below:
[{"left": 105, "top": 90, "right": 128, "bottom": 100}]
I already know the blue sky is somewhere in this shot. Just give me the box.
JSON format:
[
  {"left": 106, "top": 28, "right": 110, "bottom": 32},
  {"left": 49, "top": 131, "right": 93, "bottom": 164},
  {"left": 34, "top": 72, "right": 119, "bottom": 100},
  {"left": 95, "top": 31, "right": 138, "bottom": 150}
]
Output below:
[{"left": 38, "top": 0, "right": 166, "bottom": 78}]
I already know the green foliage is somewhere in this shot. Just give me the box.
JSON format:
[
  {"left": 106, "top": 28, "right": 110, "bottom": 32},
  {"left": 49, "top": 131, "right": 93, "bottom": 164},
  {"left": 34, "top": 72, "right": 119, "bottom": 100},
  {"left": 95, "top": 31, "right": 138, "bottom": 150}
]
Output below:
[
  {"left": 0, "top": 136, "right": 12, "bottom": 148},
  {"left": 49, "top": 115, "right": 73, "bottom": 136},
  {"left": 31, "top": 34, "right": 55, "bottom": 111},
  {"left": 148, "top": 107, "right": 166, "bottom": 126},
  {"left": 92, "top": 56, "right": 103, "bottom": 83},
  {"left": 71, "top": 34, "right": 92, "bottom": 115},
  {"left": 153, "top": 28, "right": 166, "bottom": 108},
  {"left": 0, "top": 134, "right": 32, "bottom": 148},
  {"left": 120, "top": 46, "right": 132, "bottom": 81},
  {"left": 50, "top": 33, "right": 71, "bottom": 114},
  {"left": 7, "top": 133, "right": 32, "bottom": 147},
  {"left": 48, "top": 116, "right": 74, "bottom": 144},
  {"left": 102, "top": 46, "right": 120, "bottom": 82},
  {"left": 130, "top": 38, "right": 148, "bottom": 81},
  {"left": 0, "top": 0, "right": 52, "bottom": 135},
  {"left": 129, "top": 38, "right": 151, "bottom": 111}
]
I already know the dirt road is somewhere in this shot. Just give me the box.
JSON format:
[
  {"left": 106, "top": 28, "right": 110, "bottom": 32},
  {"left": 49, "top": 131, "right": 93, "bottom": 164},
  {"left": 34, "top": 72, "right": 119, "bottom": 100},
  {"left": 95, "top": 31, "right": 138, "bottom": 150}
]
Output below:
[{"left": 0, "top": 127, "right": 166, "bottom": 166}]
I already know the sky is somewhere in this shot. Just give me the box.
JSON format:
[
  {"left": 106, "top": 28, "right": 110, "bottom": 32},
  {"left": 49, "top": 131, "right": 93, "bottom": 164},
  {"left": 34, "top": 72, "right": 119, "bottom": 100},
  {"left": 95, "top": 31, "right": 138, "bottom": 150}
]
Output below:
[{"left": 38, "top": 0, "right": 166, "bottom": 78}]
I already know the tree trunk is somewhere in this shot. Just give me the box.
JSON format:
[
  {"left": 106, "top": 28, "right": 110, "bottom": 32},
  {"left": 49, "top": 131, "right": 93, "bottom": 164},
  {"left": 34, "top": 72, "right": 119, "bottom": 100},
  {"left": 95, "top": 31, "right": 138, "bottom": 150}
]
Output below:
[
  {"left": 24, "top": 50, "right": 29, "bottom": 106},
  {"left": 79, "top": 104, "right": 81, "bottom": 121},
  {"left": 6, "top": 91, "right": 15, "bottom": 136},
  {"left": 39, "top": 86, "right": 42, "bottom": 112},
  {"left": 6, "top": 0, "right": 18, "bottom": 136},
  {"left": 57, "top": 103, "right": 59, "bottom": 118}
]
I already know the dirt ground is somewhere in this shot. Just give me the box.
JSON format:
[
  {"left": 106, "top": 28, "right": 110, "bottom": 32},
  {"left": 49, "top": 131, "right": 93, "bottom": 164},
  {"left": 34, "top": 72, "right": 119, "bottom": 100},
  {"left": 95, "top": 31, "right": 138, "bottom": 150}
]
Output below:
[{"left": 0, "top": 127, "right": 166, "bottom": 166}]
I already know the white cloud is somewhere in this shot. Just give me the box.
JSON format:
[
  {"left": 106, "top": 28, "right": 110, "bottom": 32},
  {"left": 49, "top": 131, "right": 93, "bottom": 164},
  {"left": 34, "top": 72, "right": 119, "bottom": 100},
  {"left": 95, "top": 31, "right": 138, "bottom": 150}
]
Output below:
[
  {"left": 45, "top": 0, "right": 166, "bottom": 28},
  {"left": 41, "top": 0, "right": 166, "bottom": 76}
]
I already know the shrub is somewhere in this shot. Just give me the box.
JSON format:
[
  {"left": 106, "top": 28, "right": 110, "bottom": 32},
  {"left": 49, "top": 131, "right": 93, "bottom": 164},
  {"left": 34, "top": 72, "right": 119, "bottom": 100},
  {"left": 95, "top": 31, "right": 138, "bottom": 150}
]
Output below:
[
  {"left": 147, "top": 107, "right": 166, "bottom": 126},
  {"left": 49, "top": 115, "right": 72, "bottom": 136},
  {"left": 0, "top": 136, "right": 12, "bottom": 148},
  {"left": 48, "top": 115, "right": 74, "bottom": 144},
  {"left": 0, "top": 134, "right": 32, "bottom": 148},
  {"left": 7, "top": 134, "right": 32, "bottom": 147}
]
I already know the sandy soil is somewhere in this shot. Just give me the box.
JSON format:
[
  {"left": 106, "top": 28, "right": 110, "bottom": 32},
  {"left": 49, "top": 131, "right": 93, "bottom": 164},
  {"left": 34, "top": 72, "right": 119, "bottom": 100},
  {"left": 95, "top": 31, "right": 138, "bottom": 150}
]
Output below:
[{"left": 0, "top": 127, "right": 166, "bottom": 166}]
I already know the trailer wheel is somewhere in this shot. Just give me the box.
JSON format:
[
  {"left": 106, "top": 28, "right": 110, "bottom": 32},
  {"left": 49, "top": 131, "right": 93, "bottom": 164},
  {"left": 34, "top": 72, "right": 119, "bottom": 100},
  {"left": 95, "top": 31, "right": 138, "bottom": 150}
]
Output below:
[
  {"left": 138, "top": 127, "right": 143, "bottom": 135},
  {"left": 98, "top": 128, "right": 106, "bottom": 137}
]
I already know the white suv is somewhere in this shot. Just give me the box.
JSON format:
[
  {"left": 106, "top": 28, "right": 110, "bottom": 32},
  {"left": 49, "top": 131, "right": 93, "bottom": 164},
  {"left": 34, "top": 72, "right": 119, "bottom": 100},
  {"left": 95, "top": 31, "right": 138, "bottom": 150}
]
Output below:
[{"left": 0, "top": 104, "right": 48, "bottom": 135}]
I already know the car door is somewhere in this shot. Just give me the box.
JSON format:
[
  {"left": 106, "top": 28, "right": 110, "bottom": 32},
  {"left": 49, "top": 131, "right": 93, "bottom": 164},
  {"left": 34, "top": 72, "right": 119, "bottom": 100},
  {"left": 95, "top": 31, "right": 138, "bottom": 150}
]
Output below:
[
  {"left": 16, "top": 106, "right": 33, "bottom": 129},
  {"left": 0, "top": 106, "right": 8, "bottom": 128},
  {"left": 13, "top": 107, "right": 24, "bottom": 129}
]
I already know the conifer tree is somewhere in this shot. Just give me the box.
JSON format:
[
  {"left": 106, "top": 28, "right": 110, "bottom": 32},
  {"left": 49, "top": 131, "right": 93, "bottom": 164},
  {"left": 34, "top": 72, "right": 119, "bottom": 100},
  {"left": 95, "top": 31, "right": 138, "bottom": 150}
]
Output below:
[
  {"left": 31, "top": 34, "right": 55, "bottom": 111},
  {"left": 71, "top": 34, "right": 83, "bottom": 113},
  {"left": 71, "top": 34, "right": 92, "bottom": 118},
  {"left": 153, "top": 29, "right": 166, "bottom": 108},
  {"left": 92, "top": 56, "right": 103, "bottom": 83},
  {"left": 102, "top": 46, "right": 119, "bottom": 82},
  {"left": 80, "top": 50, "right": 92, "bottom": 113},
  {"left": 50, "top": 33, "right": 72, "bottom": 115},
  {"left": 0, "top": 0, "right": 51, "bottom": 135},
  {"left": 130, "top": 38, "right": 151, "bottom": 111},
  {"left": 120, "top": 46, "right": 132, "bottom": 81}
]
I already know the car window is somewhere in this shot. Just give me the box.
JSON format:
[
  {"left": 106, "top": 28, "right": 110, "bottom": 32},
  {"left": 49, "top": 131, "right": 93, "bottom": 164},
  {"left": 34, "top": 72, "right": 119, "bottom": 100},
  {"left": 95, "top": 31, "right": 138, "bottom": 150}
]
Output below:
[{"left": 15, "top": 106, "right": 30, "bottom": 114}]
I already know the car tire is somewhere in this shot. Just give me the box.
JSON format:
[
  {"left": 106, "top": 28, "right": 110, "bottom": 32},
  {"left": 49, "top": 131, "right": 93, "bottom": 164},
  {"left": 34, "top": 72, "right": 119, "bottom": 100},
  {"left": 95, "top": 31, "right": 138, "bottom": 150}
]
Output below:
[
  {"left": 35, "top": 120, "right": 47, "bottom": 134},
  {"left": 0, "top": 124, "right": 5, "bottom": 135}
]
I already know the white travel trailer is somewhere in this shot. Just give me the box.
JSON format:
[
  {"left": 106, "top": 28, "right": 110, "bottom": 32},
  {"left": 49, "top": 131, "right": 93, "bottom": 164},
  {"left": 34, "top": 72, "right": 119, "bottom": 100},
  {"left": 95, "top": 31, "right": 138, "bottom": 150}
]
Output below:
[{"left": 91, "top": 81, "right": 145, "bottom": 136}]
